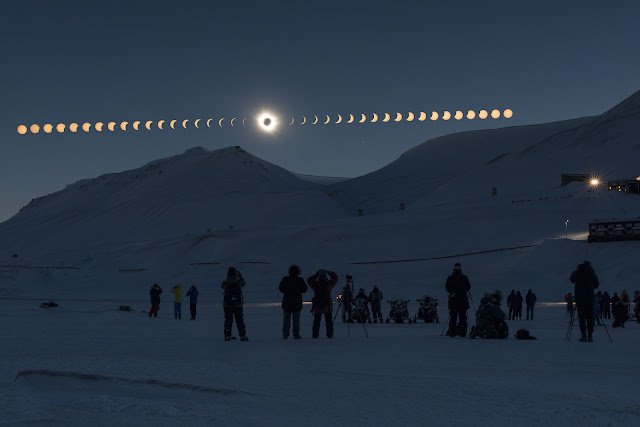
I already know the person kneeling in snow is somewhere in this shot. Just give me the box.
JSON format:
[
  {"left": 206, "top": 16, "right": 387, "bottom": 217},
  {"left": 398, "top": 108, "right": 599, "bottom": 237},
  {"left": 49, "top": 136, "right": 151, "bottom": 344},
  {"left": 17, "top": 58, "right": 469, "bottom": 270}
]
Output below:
[
  {"left": 611, "top": 300, "right": 628, "bottom": 328},
  {"left": 472, "top": 291, "right": 508, "bottom": 339}
]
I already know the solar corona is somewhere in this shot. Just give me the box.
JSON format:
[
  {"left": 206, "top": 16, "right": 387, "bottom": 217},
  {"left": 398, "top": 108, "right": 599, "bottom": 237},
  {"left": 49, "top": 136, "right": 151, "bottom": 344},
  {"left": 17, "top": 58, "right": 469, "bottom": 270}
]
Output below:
[{"left": 17, "top": 107, "right": 513, "bottom": 135}]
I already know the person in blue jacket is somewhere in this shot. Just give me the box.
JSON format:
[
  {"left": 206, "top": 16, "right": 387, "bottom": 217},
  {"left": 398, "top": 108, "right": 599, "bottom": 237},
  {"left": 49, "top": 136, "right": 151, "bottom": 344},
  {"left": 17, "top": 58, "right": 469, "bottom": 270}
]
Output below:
[{"left": 186, "top": 285, "right": 199, "bottom": 320}]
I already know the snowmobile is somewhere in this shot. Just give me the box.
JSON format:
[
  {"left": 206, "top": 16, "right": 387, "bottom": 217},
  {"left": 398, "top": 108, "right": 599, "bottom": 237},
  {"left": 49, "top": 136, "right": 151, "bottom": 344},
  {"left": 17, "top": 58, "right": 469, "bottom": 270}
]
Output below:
[
  {"left": 414, "top": 295, "right": 439, "bottom": 323},
  {"left": 386, "top": 299, "right": 411, "bottom": 323},
  {"left": 351, "top": 298, "right": 371, "bottom": 323}
]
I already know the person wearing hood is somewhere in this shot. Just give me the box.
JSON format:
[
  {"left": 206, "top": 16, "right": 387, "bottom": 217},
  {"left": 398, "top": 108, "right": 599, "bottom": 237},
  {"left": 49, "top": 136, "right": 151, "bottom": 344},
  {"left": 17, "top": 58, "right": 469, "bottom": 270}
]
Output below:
[
  {"left": 632, "top": 291, "right": 640, "bottom": 323},
  {"left": 570, "top": 260, "right": 600, "bottom": 342},
  {"left": 515, "top": 291, "right": 524, "bottom": 320},
  {"left": 525, "top": 289, "right": 537, "bottom": 320},
  {"left": 279, "top": 264, "right": 308, "bottom": 339},
  {"left": 621, "top": 290, "right": 631, "bottom": 313},
  {"left": 472, "top": 291, "right": 508, "bottom": 339},
  {"left": 186, "top": 285, "right": 199, "bottom": 320},
  {"left": 148, "top": 284, "right": 163, "bottom": 318},
  {"left": 171, "top": 284, "right": 184, "bottom": 320},
  {"left": 507, "top": 290, "right": 516, "bottom": 320},
  {"left": 612, "top": 300, "right": 628, "bottom": 328},
  {"left": 307, "top": 269, "right": 338, "bottom": 339},
  {"left": 445, "top": 262, "right": 471, "bottom": 337},
  {"left": 221, "top": 267, "right": 247, "bottom": 341},
  {"left": 369, "top": 285, "right": 384, "bottom": 323}
]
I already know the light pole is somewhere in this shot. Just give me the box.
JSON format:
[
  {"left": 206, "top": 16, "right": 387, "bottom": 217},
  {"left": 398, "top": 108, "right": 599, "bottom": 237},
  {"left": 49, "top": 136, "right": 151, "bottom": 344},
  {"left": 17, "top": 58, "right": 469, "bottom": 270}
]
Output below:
[{"left": 565, "top": 219, "right": 569, "bottom": 239}]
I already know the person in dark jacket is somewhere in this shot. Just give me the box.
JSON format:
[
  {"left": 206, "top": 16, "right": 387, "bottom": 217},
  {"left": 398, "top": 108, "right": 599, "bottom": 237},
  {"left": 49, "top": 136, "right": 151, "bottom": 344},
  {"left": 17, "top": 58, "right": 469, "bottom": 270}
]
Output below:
[
  {"left": 221, "top": 267, "right": 247, "bottom": 341},
  {"left": 515, "top": 291, "right": 524, "bottom": 320},
  {"left": 507, "top": 290, "right": 516, "bottom": 320},
  {"left": 601, "top": 291, "right": 611, "bottom": 319},
  {"left": 279, "top": 264, "right": 308, "bottom": 339},
  {"left": 525, "top": 289, "right": 537, "bottom": 320},
  {"left": 612, "top": 300, "right": 628, "bottom": 328},
  {"left": 148, "top": 284, "right": 162, "bottom": 317},
  {"left": 610, "top": 292, "right": 620, "bottom": 306},
  {"left": 308, "top": 269, "right": 338, "bottom": 338},
  {"left": 445, "top": 263, "right": 471, "bottom": 337},
  {"left": 341, "top": 283, "right": 354, "bottom": 323},
  {"left": 186, "top": 285, "right": 199, "bottom": 320},
  {"left": 369, "top": 285, "right": 384, "bottom": 323},
  {"left": 570, "top": 260, "right": 600, "bottom": 342},
  {"left": 473, "top": 290, "right": 507, "bottom": 339}
]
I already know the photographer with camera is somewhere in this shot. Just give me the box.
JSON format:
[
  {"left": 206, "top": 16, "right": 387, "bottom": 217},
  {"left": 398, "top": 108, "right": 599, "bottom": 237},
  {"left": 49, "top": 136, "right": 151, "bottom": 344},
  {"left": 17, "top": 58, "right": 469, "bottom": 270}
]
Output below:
[
  {"left": 445, "top": 262, "right": 471, "bottom": 337},
  {"left": 308, "top": 269, "right": 338, "bottom": 339},
  {"left": 279, "top": 264, "right": 308, "bottom": 339},
  {"left": 341, "top": 275, "right": 355, "bottom": 323},
  {"left": 221, "top": 267, "right": 248, "bottom": 341}
]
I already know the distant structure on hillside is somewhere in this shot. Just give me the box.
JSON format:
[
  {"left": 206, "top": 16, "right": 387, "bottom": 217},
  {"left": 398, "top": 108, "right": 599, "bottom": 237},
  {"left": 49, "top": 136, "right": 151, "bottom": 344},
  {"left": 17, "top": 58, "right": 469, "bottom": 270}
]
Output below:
[
  {"left": 560, "top": 174, "right": 591, "bottom": 186},
  {"left": 588, "top": 219, "right": 640, "bottom": 242},
  {"left": 606, "top": 178, "right": 640, "bottom": 194}
]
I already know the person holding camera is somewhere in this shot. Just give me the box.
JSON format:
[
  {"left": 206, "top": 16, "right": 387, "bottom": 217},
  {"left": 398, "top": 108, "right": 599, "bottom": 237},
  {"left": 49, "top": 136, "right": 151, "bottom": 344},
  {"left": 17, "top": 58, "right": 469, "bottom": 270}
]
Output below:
[
  {"left": 221, "top": 267, "right": 248, "bottom": 341},
  {"left": 570, "top": 260, "right": 599, "bottom": 342},
  {"left": 445, "top": 262, "right": 471, "bottom": 337},
  {"left": 279, "top": 264, "right": 308, "bottom": 339},
  {"left": 148, "top": 284, "right": 162, "bottom": 317},
  {"left": 308, "top": 269, "right": 338, "bottom": 338}
]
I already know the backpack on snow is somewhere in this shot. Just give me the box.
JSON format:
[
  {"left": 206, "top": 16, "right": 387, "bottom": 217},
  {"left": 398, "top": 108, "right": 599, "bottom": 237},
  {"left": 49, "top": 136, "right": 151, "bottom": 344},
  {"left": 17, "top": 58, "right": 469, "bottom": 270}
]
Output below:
[
  {"left": 515, "top": 328, "right": 536, "bottom": 340},
  {"left": 224, "top": 284, "right": 243, "bottom": 307}
]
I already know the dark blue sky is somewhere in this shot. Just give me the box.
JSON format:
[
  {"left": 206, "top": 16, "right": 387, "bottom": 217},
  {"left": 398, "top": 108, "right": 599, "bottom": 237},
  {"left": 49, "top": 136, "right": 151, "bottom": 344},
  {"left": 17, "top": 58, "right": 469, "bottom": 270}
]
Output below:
[{"left": 1, "top": 0, "right": 639, "bottom": 221}]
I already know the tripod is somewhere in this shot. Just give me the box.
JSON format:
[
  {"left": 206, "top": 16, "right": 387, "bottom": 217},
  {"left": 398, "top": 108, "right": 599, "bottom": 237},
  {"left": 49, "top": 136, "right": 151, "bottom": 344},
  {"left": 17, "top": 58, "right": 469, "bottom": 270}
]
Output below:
[{"left": 343, "top": 275, "right": 368, "bottom": 338}]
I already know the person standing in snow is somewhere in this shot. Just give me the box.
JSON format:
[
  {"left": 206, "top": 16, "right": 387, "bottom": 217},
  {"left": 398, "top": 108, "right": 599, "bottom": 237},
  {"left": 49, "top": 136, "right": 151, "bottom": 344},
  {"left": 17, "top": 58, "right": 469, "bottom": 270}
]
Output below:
[
  {"left": 445, "top": 263, "right": 471, "bottom": 337},
  {"left": 601, "top": 291, "right": 611, "bottom": 319},
  {"left": 279, "top": 264, "right": 308, "bottom": 339},
  {"left": 570, "top": 260, "right": 599, "bottom": 342},
  {"left": 507, "top": 290, "right": 516, "bottom": 320},
  {"left": 308, "top": 269, "right": 338, "bottom": 338},
  {"left": 369, "top": 285, "right": 384, "bottom": 323},
  {"left": 341, "top": 282, "right": 354, "bottom": 323},
  {"left": 594, "top": 291, "right": 603, "bottom": 326},
  {"left": 221, "top": 267, "right": 247, "bottom": 341},
  {"left": 171, "top": 284, "right": 184, "bottom": 319},
  {"left": 186, "top": 285, "right": 199, "bottom": 320},
  {"left": 525, "top": 289, "right": 536, "bottom": 320},
  {"left": 515, "top": 291, "right": 524, "bottom": 320},
  {"left": 148, "top": 284, "right": 162, "bottom": 318},
  {"left": 621, "top": 290, "right": 631, "bottom": 314}
]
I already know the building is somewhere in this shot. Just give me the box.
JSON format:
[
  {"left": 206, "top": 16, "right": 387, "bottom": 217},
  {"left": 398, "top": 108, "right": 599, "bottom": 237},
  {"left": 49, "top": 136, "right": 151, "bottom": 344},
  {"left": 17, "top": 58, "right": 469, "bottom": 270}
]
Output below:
[
  {"left": 606, "top": 179, "right": 640, "bottom": 194},
  {"left": 588, "top": 219, "right": 640, "bottom": 242},
  {"left": 560, "top": 174, "right": 591, "bottom": 186}
]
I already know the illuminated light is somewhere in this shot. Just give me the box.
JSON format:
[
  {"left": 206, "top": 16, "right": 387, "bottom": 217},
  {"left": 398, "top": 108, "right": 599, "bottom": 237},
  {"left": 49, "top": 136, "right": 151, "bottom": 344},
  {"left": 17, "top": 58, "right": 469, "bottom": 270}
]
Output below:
[
  {"left": 57, "top": 123, "right": 65, "bottom": 133},
  {"left": 95, "top": 122, "right": 104, "bottom": 131},
  {"left": 182, "top": 119, "right": 189, "bottom": 129},
  {"left": 359, "top": 114, "right": 366, "bottom": 123},
  {"left": 194, "top": 119, "right": 201, "bottom": 128},
  {"left": 454, "top": 111, "right": 463, "bottom": 120},
  {"left": 69, "top": 123, "right": 79, "bottom": 132},
  {"left": 43, "top": 124, "right": 53, "bottom": 133},
  {"left": 170, "top": 120, "right": 177, "bottom": 129},
  {"left": 312, "top": 116, "right": 318, "bottom": 125},
  {"left": 371, "top": 113, "right": 379, "bottom": 123},
  {"left": 300, "top": 116, "right": 306, "bottom": 125},
  {"left": 504, "top": 109, "right": 513, "bottom": 118},
  {"left": 82, "top": 123, "right": 91, "bottom": 132},
  {"left": 590, "top": 178, "right": 600, "bottom": 186},
  {"left": 230, "top": 118, "right": 236, "bottom": 127},
  {"left": 382, "top": 113, "right": 390, "bottom": 122},
  {"left": 347, "top": 114, "right": 354, "bottom": 123},
  {"left": 257, "top": 112, "right": 277, "bottom": 132},
  {"left": 394, "top": 112, "right": 402, "bottom": 122},
  {"left": 30, "top": 124, "right": 40, "bottom": 134},
  {"left": 108, "top": 122, "right": 116, "bottom": 131},
  {"left": 491, "top": 109, "right": 500, "bottom": 119},
  {"left": 467, "top": 110, "right": 476, "bottom": 120},
  {"left": 336, "top": 115, "right": 342, "bottom": 124},
  {"left": 406, "top": 112, "right": 415, "bottom": 122},
  {"left": 479, "top": 110, "right": 488, "bottom": 119},
  {"left": 324, "top": 115, "right": 330, "bottom": 124},
  {"left": 158, "top": 120, "right": 165, "bottom": 129},
  {"left": 418, "top": 112, "right": 427, "bottom": 121},
  {"left": 132, "top": 121, "right": 140, "bottom": 131},
  {"left": 430, "top": 111, "right": 439, "bottom": 121},
  {"left": 442, "top": 111, "right": 451, "bottom": 120},
  {"left": 120, "top": 121, "right": 128, "bottom": 131},
  {"left": 145, "top": 121, "right": 152, "bottom": 130},
  {"left": 17, "top": 125, "right": 27, "bottom": 134},
  {"left": 289, "top": 117, "right": 294, "bottom": 126}
]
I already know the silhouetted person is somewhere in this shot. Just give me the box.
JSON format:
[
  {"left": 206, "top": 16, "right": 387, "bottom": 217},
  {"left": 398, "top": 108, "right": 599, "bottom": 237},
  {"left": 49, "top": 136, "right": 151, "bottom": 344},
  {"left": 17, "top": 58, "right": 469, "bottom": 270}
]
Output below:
[
  {"left": 148, "top": 284, "right": 162, "bottom": 317},
  {"left": 445, "top": 263, "right": 471, "bottom": 337},
  {"left": 525, "top": 289, "right": 536, "bottom": 320},
  {"left": 308, "top": 269, "right": 338, "bottom": 338},
  {"left": 186, "top": 285, "right": 199, "bottom": 320},
  {"left": 570, "top": 260, "right": 599, "bottom": 342},
  {"left": 221, "top": 267, "right": 247, "bottom": 341},
  {"left": 279, "top": 264, "right": 308, "bottom": 339},
  {"left": 369, "top": 285, "right": 384, "bottom": 323}
]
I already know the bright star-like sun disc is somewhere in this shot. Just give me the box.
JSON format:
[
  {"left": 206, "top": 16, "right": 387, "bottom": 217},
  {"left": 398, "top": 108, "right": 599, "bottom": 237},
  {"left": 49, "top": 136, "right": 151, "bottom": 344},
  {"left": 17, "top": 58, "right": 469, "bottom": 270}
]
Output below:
[{"left": 257, "top": 113, "right": 277, "bottom": 132}]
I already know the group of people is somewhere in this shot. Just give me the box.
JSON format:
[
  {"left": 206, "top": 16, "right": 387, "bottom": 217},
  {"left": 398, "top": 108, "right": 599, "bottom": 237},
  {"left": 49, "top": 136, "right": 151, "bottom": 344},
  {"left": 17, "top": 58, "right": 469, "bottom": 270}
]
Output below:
[
  {"left": 145, "top": 260, "right": 637, "bottom": 343},
  {"left": 337, "top": 282, "right": 385, "bottom": 324},
  {"left": 506, "top": 290, "right": 537, "bottom": 320},
  {"left": 565, "top": 284, "right": 640, "bottom": 332}
]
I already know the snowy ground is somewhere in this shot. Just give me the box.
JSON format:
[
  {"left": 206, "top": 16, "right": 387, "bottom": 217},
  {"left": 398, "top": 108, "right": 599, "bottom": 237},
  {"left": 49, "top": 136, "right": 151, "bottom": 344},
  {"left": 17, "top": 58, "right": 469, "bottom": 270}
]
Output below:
[{"left": 1, "top": 298, "right": 639, "bottom": 426}]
